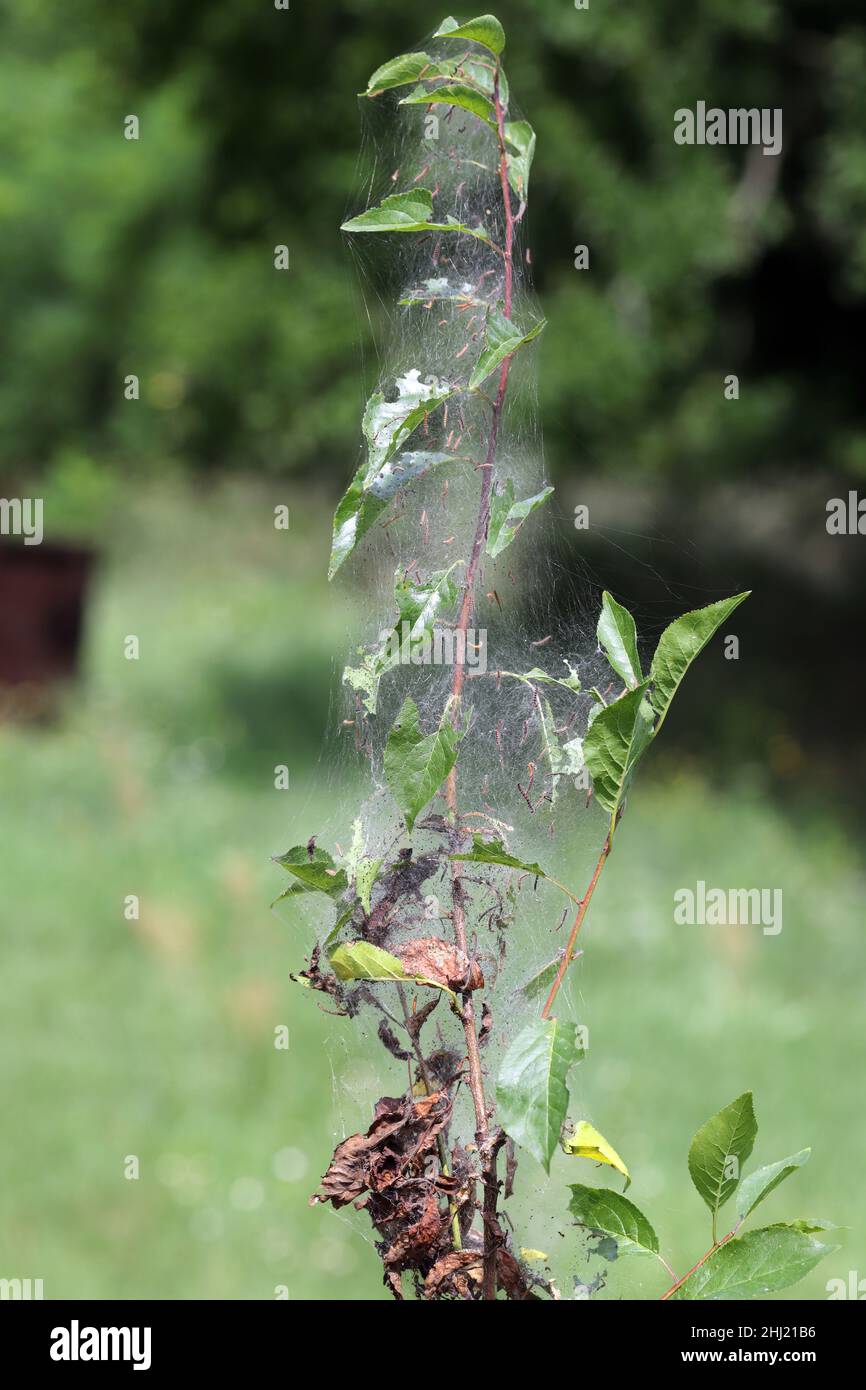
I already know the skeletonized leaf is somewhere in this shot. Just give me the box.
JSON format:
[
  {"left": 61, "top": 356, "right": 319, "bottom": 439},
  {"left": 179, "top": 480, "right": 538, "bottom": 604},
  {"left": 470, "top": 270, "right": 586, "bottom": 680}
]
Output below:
[
  {"left": 583, "top": 681, "right": 655, "bottom": 837},
  {"left": 650, "top": 592, "right": 750, "bottom": 732},
  {"left": 395, "top": 563, "right": 460, "bottom": 636},
  {"left": 433, "top": 13, "right": 507, "bottom": 56},
  {"left": 536, "top": 695, "right": 584, "bottom": 801},
  {"left": 563, "top": 1121, "right": 630, "bottom": 1186},
  {"left": 450, "top": 833, "right": 547, "bottom": 878},
  {"left": 568, "top": 1185, "right": 659, "bottom": 1257},
  {"left": 329, "top": 369, "right": 455, "bottom": 577},
  {"left": 496, "top": 1018, "right": 582, "bottom": 1172},
  {"left": 363, "top": 371, "right": 453, "bottom": 475},
  {"left": 397, "top": 937, "right": 481, "bottom": 991},
  {"left": 736, "top": 1149, "right": 811, "bottom": 1222},
  {"left": 487, "top": 479, "right": 554, "bottom": 557},
  {"left": 400, "top": 82, "right": 495, "bottom": 127},
  {"left": 597, "top": 590, "right": 642, "bottom": 689},
  {"left": 688, "top": 1091, "right": 757, "bottom": 1223},
  {"left": 344, "top": 565, "right": 459, "bottom": 713},
  {"left": 330, "top": 450, "right": 454, "bottom": 579},
  {"left": 354, "top": 858, "right": 382, "bottom": 914},
  {"left": 500, "top": 664, "right": 582, "bottom": 693},
  {"left": 384, "top": 697, "right": 460, "bottom": 832},
  {"left": 505, "top": 120, "right": 536, "bottom": 198},
  {"left": 672, "top": 1224, "right": 838, "bottom": 1300},
  {"left": 470, "top": 306, "right": 547, "bottom": 390}
]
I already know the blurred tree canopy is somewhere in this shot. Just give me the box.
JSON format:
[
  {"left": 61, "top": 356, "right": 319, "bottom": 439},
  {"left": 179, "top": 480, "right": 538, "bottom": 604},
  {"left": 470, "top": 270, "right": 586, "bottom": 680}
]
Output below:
[{"left": 2, "top": 0, "right": 865, "bottom": 493}]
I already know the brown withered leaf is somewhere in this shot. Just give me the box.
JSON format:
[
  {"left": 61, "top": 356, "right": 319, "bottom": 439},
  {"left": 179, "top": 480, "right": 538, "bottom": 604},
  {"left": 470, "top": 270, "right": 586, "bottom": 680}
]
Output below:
[
  {"left": 424, "top": 1249, "right": 483, "bottom": 1299},
  {"left": 382, "top": 1191, "right": 442, "bottom": 1273},
  {"left": 497, "top": 1248, "right": 538, "bottom": 1301},
  {"left": 290, "top": 943, "right": 349, "bottom": 1012},
  {"left": 377, "top": 1017, "right": 410, "bottom": 1060},
  {"left": 404, "top": 993, "right": 440, "bottom": 1042},
  {"left": 479, "top": 1000, "right": 493, "bottom": 1047},
  {"left": 424, "top": 1046, "right": 463, "bottom": 1089},
  {"left": 314, "top": 1089, "right": 462, "bottom": 1298},
  {"left": 312, "top": 1089, "right": 452, "bottom": 1209},
  {"left": 504, "top": 1136, "right": 518, "bottom": 1199},
  {"left": 396, "top": 937, "right": 484, "bottom": 991}
]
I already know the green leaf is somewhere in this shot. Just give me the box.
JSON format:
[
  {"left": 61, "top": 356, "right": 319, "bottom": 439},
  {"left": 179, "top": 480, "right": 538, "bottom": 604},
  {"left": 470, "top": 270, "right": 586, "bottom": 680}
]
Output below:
[
  {"left": 329, "top": 941, "right": 411, "bottom": 983},
  {"left": 562, "top": 1121, "right": 630, "bottom": 1186},
  {"left": 341, "top": 188, "right": 439, "bottom": 233},
  {"left": 322, "top": 903, "right": 355, "bottom": 953},
  {"left": 496, "top": 1018, "right": 582, "bottom": 1172},
  {"left": 272, "top": 845, "right": 347, "bottom": 898},
  {"left": 364, "top": 52, "right": 503, "bottom": 101},
  {"left": 341, "top": 188, "right": 490, "bottom": 243},
  {"left": 470, "top": 306, "right": 547, "bottom": 390},
  {"left": 597, "top": 591, "right": 642, "bottom": 689},
  {"left": 568, "top": 1185, "right": 659, "bottom": 1258},
  {"left": 433, "top": 14, "right": 506, "bottom": 56},
  {"left": 736, "top": 1149, "right": 811, "bottom": 1222},
  {"left": 329, "top": 940, "right": 455, "bottom": 998},
  {"left": 504, "top": 120, "right": 536, "bottom": 198},
  {"left": 400, "top": 82, "right": 495, "bottom": 128},
  {"left": 486, "top": 479, "right": 554, "bottom": 558},
  {"left": 688, "top": 1092, "right": 757, "bottom": 1227},
  {"left": 650, "top": 592, "right": 750, "bottom": 733},
  {"left": 270, "top": 880, "right": 315, "bottom": 909},
  {"left": 672, "top": 1224, "right": 838, "bottom": 1300},
  {"left": 784, "top": 1218, "right": 839, "bottom": 1235},
  {"left": 583, "top": 681, "right": 655, "bottom": 837},
  {"left": 384, "top": 697, "right": 460, "bottom": 832},
  {"left": 364, "top": 52, "right": 437, "bottom": 95},
  {"left": 461, "top": 57, "right": 509, "bottom": 108},
  {"left": 450, "top": 833, "right": 547, "bottom": 878},
  {"left": 513, "top": 957, "right": 562, "bottom": 1005}
]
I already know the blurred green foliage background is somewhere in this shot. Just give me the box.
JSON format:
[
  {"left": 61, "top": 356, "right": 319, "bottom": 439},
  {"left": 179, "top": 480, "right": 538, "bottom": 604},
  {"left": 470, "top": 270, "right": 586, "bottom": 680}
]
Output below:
[
  {"left": 1, "top": 0, "right": 864, "bottom": 1300},
  {"left": 2, "top": 0, "right": 866, "bottom": 488}
]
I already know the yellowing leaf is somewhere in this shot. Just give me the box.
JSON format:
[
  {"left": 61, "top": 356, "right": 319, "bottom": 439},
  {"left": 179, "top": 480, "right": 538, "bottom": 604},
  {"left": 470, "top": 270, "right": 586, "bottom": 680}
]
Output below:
[{"left": 563, "top": 1121, "right": 630, "bottom": 1186}]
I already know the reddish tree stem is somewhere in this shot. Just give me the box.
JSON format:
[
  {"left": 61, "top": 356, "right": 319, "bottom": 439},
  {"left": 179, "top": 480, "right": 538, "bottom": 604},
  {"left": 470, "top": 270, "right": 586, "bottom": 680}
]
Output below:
[
  {"left": 659, "top": 1224, "right": 740, "bottom": 1301},
  {"left": 445, "top": 65, "right": 515, "bottom": 1302},
  {"left": 541, "top": 836, "right": 610, "bottom": 1020}
]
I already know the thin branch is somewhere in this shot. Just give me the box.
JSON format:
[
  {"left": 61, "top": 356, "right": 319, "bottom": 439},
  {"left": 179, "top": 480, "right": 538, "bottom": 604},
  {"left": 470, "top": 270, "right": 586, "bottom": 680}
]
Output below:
[
  {"left": 443, "top": 59, "right": 517, "bottom": 1304},
  {"left": 659, "top": 1220, "right": 743, "bottom": 1301},
  {"left": 541, "top": 835, "right": 610, "bottom": 1019}
]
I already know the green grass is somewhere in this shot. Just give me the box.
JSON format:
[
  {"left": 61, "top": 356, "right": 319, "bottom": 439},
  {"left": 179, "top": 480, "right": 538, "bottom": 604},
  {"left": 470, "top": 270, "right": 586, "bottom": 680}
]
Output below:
[{"left": 0, "top": 480, "right": 861, "bottom": 1300}]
